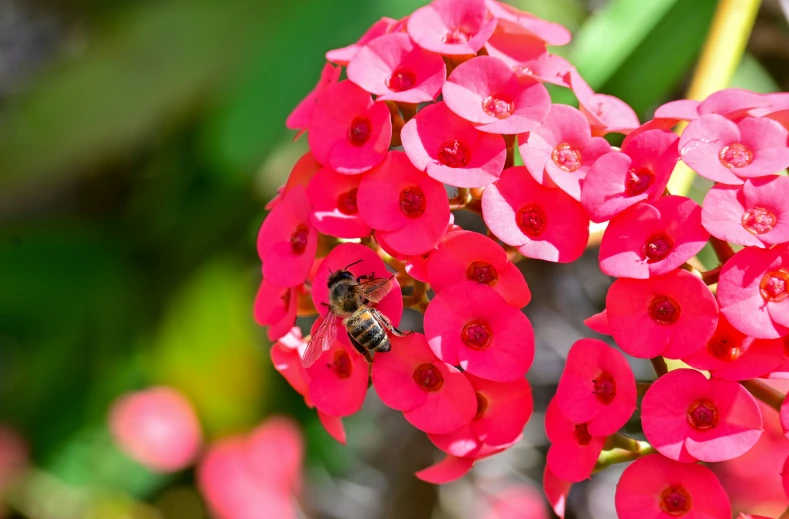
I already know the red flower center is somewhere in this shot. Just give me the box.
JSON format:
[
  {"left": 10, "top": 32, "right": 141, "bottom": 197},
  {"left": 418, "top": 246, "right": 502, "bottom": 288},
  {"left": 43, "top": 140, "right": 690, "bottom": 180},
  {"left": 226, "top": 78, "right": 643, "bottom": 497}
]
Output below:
[
  {"left": 648, "top": 295, "right": 682, "bottom": 325},
  {"left": 517, "top": 204, "right": 547, "bottom": 237},
  {"left": 624, "top": 167, "right": 654, "bottom": 197},
  {"left": 413, "top": 363, "right": 444, "bottom": 392},
  {"left": 399, "top": 186, "right": 426, "bottom": 218},
  {"left": 474, "top": 392, "right": 489, "bottom": 420},
  {"left": 348, "top": 116, "right": 372, "bottom": 146},
  {"left": 386, "top": 69, "right": 416, "bottom": 92},
  {"left": 551, "top": 143, "right": 582, "bottom": 172},
  {"left": 660, "top": 486, "right": 692, "bottom": 516},
  {"left": 686, "top": 399, "right": 719, "bottom": 431},
  {"left": 760, "top": 271, "right": 789, "bottom": 302},
  {"left": 438, "top": 140, "right": 472, "bottom": 168},
  {"left": 465, "top": 261, "right": 498, "bottom": 286},
  {"left": 593, "top": 372, "right": 617, "bottom": 405},
  {"left": 461, "top": 320, "right": 493, "bottom": 350},
  {"left": 574, "top": 423, "right": 592, "bottom": 446},
  {"left": 482, "top": 95, "right": 514, "bottom": 119},
  {"left": 719, "top": 142, "right": 753, "bottom": 168},
  {"left": 442, "top": 27, "right": 471, "bottom": 44},
  {"left": 742, "top": 207, "right": 776, "bottom": 235},
  {"left": 708, "top": 336, "right": 743, "bottom": 362},
  {"left": 331, "top": 350, "right": 353, "bottom": 379},
  {"left": 643, "top": 234, "right": 674, "bottom": 263},
  {"left": 290, "top": 224, "right": 309, "bottom": 255},
  {"left": 337, "top": 188, "right": 359, "bottom": 215}
]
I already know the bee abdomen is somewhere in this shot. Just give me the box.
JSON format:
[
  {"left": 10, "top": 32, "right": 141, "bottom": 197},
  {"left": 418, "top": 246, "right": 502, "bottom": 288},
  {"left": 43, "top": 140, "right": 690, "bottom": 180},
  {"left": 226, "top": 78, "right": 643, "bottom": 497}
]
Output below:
[{"left": 346, "top": 310, "right": 388, "bottom": 352}]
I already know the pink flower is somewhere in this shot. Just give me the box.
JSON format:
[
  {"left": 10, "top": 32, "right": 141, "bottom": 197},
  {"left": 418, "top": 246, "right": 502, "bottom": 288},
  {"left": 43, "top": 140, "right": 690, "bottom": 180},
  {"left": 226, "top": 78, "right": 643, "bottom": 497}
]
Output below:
[
  {"left": 482, "top": 166, "right": 590, "bottom": 263},
  {"left": 718, "top": 244, "right": 789, "bottom": 339},
  {"left": 109, "top": 386, "right": 202, "bottom": 472},
  {"left": 270, "top": 328, "right": 312, "bottom": 407},
  {"left": 415, "top": 454, "right": 475, "bottom": 484},
  {"left": 245, "top": 417, "right": 304, "bottom": 495},
  {"left": 257, "top": 186, "right": 317, "bottom": 288},
  {"left": 543, "top": 466, "right": 572, "bottom": 519},
  {"left": 357, "top": 151, "right": 450, "bottom": 255},
  {"left": 480, "top": 485, "right": 549, "bottom": 519},
  {"left": 570, "top": 70, "right": 640, "bottom": 135},
  {"left": 347, "top": 33, "right": 446, "bottom": 104},
  {"left": 254, "top": 277, "right": 299, "bottom": 341},
  {"left": 483, "top": 28, "right": 550, "bottom": 77},
  {"left": 428, "top": 373, "right": 532, "bottom": 456},
  {"left": 642, "top": 369, "right": 762, "bottom": 463},
  {"left": 683, "top": 314, "right": 783, "bottom": 381},
  {"left": 311, "top": 242, "right": 403, "bottom": 327},
  {"left": 442, "top": 56, "right": 550, "bottom": 134},
  {"left": 518, "top": 103, "right": 611, "bottom": 201},
  {"left": 407, "top": 0, "right": 497, "bottom": 56},
  {"left": 554, "top": 338, "right": 636, "bottom": 436},
  {"left": 371, "top": 333, "right": 477, "bottom": 434},
  {"left": 679, "top": 114, "right": 789, "bottom": 184},
  {"left": 305, "top": 330, "right": 369, "bottom": 418},
  {"left": 605, "top": 269, "right": 719, "bottom": 359},
  {"left": 702, "top": 175, "right": 789, "bottom": 248},
  {"left": 784, "top": 454, "right": 789, "bottom": 500},
  {"left": 326, "top": 17, "right": 397, "bottom": 66},
  {"left": 654, "top": 98, "right": 701, "bottom": 122},
  {"left": 545, "top": 399, "right": 605, "bottom": 482},
  {"left": 0, "top": 426, "right": 28, "bottom": 494},
  {"left": 424, "top": 280, "right": 534, "bottom": 381},
  {"left": 599, "top": 196, "right": 709, "bottom": 279},
  {"left": 484, "top": 0, "right": 571, "bottom": 46},
  {"left": 699, "top": 88, "right": 769, "bottom": 119},
  {"left": 308, "top": 80, "right": 392, "bottom": 174},
  {"left": 427, "top": 229, "right": 531, "bottom": 308},
  {"left": 581, "top": 128, "right": 679, "bottom": 223},
  {"left": 306, "top": 166, "right": 371, "bottom": 239},
  {"left": 615, "top": 454, "right": 731, "bottom": 519},
  {"left": 286, "top": 64, "right": 341, "bottom": 137},
  {"left": 401, "top": 101, "right": 506, "bottom": 188},
  {"left": 318, "top": 411, "right": 347, "bottom": 445},
  {"left": 266, "top": 152, "right": 321, "bottom": 210}
]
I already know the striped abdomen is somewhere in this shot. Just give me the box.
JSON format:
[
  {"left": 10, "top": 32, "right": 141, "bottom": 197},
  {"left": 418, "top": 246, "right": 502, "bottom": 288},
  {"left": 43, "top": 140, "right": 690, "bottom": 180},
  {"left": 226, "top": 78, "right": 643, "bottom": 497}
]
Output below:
[{"left": 344, "top": 308, "right": 390, "bottom": 353}]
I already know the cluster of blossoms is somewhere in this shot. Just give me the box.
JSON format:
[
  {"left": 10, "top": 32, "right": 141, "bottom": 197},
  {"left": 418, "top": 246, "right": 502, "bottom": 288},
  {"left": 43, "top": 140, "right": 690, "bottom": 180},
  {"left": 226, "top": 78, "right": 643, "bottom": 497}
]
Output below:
[{"left": 254, "top": 0, "right": 789, "bottom": 516}]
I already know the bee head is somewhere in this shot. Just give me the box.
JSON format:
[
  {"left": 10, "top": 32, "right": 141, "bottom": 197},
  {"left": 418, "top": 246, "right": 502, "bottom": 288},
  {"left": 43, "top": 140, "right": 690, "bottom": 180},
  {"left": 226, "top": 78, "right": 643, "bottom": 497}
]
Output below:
[{"left": 327, "top": 269, "right": 355, "bottom": 287}]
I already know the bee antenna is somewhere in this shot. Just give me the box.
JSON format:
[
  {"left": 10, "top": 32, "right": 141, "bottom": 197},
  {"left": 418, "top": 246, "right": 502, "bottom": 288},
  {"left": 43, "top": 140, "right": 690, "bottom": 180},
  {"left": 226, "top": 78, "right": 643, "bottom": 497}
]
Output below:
[{"left": 344, "top": 259, "right": 363, "bottom": 270}]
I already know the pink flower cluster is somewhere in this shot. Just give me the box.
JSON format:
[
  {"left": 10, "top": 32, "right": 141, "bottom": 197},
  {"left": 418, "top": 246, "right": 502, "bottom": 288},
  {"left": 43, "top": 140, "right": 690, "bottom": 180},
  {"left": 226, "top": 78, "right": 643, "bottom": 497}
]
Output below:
[{"left": 256, "top": 0, "right": 789, "bottom": 515}]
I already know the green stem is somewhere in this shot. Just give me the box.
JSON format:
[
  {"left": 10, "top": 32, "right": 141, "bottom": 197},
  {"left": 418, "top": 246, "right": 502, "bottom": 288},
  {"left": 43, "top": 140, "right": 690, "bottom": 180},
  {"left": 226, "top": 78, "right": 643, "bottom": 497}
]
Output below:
[{"left": 741, "top": 379, "right": 784, "bottom": 412}]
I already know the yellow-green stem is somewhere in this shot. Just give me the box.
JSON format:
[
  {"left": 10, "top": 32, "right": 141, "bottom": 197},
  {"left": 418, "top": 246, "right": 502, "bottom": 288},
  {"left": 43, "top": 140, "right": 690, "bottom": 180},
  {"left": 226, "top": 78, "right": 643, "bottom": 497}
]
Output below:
[
  {"left": 741, "top": 379, "right": 785, "bottom": 411},
  {"left": 667, "top": 0, "right": 762, "bottom": 196},
  {"left": 651, "top": 356, "right": 668, "bottom": 377}
]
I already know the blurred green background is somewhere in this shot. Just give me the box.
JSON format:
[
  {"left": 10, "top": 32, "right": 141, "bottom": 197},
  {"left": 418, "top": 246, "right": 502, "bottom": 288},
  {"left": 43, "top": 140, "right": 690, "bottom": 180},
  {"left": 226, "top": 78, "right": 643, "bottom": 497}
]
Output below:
[{"left": 1, "top": 0, "right": 788, "bottom": 518}]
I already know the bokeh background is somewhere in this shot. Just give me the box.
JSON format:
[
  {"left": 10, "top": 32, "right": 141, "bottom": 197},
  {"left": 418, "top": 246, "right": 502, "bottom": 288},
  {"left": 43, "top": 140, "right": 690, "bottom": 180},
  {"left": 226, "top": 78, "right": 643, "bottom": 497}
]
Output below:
[{"left": 2, "top": 0, "right": 789, "bottom": 518}]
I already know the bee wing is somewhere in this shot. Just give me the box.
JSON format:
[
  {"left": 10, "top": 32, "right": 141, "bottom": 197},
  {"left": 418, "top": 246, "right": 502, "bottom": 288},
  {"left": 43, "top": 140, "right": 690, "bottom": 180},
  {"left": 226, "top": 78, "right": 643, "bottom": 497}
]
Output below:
[
  {"left": 302, "top": 313, "right": 338, "bottom": 368},
  {"left": 353, "top": 276, "right": 393, "bottom": 303}
]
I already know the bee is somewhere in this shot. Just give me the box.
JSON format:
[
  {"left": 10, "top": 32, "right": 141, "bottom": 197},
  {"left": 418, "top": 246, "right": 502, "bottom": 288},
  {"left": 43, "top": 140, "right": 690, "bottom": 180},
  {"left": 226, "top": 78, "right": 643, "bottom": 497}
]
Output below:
[{"left": 302, "top": 260, "right": 409, "bottom": 368}]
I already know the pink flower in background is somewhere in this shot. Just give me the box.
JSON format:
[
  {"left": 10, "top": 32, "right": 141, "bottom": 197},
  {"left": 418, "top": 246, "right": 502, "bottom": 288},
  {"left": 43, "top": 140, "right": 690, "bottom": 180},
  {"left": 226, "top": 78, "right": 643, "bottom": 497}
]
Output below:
[
  {"left": 543, "top": 466, "right": 572, "bottom": 519},
  {"left": 544, "top": 399, "right": 605, "bottom": 482},
  {"left": 0, "top": 426, "right": 28, "bottom": 494},
  {"left": 407, "top": 0, "right": 497, "bottom": 56},
  {"left": 286, "top": 64, "right": 341, "bottom": 137},
  {"left": 308, "top": 80, "right": 392, "bottom": 174},
  {"left": 305, "top": 330, "right": 369, "bottom": 418},
  {"left": 109, "top": 386, "right": 202, "bottom": 472},
  {"left": 270, "top": 328, "right": 312, "bottom": 407},
  {"left": 699, "top": 88, "right": 770, "bottom": 119},
  {"left": 582, "top": 128, "right": 679, "bottom": 223},
  {"left": 570, "top": 71, "right": 640, "bottom": 136},
  {"left": 599, "top": 196, "right": 709, "bottom": 279},
  {"left": 357, "top": 151, "right": 450, "bottom": 255},
  {"left": 679, "top": 114, "right": 789, "bottom": 184},
  {"left": 257, "top": 186, "right": 317, "bottom": 288},
  {"left": 718, "top": 244, "right": 789, "bottom": 339},
  {"left": 615, "top": 454, "right": 731, "bottom": 519},
  {"left": 401, "top": 101, "right": 506, "bottom": 188},
  {"left": 254, "top": 277, "right": 299, "bottom": 341},
  {"left": 641, "top": 369, "right": 762, "bottom": 463},
  {"left": 683, "top": 315, "right": 783, "bottom": 381},
  {"left": 605, "top": 269, "right": 719, "bottom": 359},
  {"left": 427, "top": 229, "right": 531, "bottom": 308},
  {"left": 245, "top": 417, "right": 304, "bottom": 495},
  {"left": 484, "top": 0, "right": 571, "bottom": 46},
  {"left": 424, "top": 280, "right": 534, "bottom": 381},
  {"left": 481, "top": 485, "right": 550, "bottom": 519},
  {"left": 702, "top": 175, "right": 789, "bottom": 248},
  {"left": 347, "top": 33, "right": 446, "bottom": 104},
  {"left": 518, "top": 103, "right": 611, "bottom": 201},
  {"left": 429, "top": 373, "right": 532, "bottom": 456},
  {"left": 442, "top": 56, "right": 551, "bottom": 134},
  {"left": 482, "top": 166, "right": 590, "bottom": 263},
  {"left": 326, "top": 17, "right": 397, "bottom": 66},
  {"left": 554, "top": 338, "right": 636, "bottom": 436},
  {"left": 306, "top": 166, "right": 371, "bottom": 239},
  {"left": 372, "top": 333, "right": 477, "bottom": 434}
]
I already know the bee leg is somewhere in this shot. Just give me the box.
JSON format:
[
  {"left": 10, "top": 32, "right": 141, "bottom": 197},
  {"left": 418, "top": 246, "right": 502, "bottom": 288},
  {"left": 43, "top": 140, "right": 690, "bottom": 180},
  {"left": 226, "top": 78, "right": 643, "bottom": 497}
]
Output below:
[
  {"left": 348, "top": 333, "right": 373, "bottom": 363},
  {"left": 373, "top": 309, "right": 411, "bottom": 337},
  {"left": 356, "top": 273, "right": 374, "bottom": 283}
]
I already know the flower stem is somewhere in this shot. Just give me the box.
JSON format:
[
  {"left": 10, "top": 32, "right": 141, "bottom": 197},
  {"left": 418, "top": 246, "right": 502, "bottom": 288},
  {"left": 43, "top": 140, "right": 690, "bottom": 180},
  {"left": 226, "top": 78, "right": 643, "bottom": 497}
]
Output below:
[
  {"left": 666, "top": 0, "right": 762, "bottom": 196},
  {"left": 700, "top": 265, "right": 721, "bottom": 285},
  {"left": 709, "top": 236, "right": 735, "bottom": 264},
  {"left": 504, "top": 134, "right": 516, "bottom": 169},
  {"left": 650, "top": 356, "right": 668, "bottom": 377},
  {"left": 637, "top": 382, "right": 652, "bottom": 398},
  {"left": 595, "top": 435, "right": 655, "bottom": 472},
  {"left": 741, "top": 379, "right": 785, "bottom": 412}
]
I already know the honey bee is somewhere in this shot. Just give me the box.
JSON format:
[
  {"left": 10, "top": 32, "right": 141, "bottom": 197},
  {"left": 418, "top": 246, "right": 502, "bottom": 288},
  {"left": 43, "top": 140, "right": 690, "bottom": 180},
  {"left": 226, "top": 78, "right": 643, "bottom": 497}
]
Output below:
[{"left": 302, "top": 260, "right": 409, "bottom": 367}]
